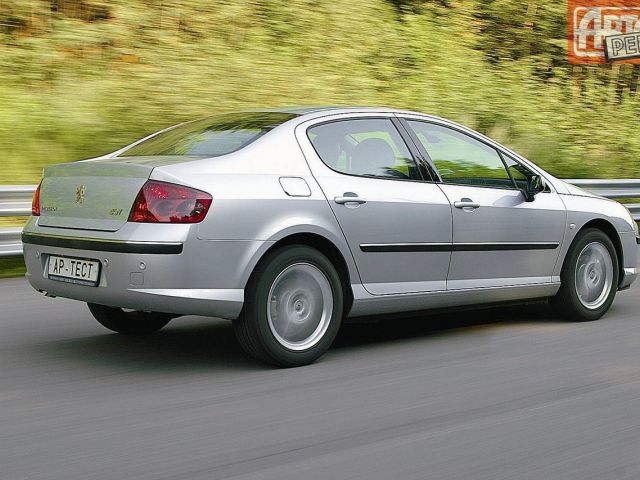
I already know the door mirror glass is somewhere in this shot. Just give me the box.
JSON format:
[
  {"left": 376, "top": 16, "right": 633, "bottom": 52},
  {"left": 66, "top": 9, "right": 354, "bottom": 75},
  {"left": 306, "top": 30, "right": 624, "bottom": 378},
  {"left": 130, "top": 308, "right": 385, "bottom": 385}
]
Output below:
[
  {"left": 503, "top": 155, "right": 545, "bottom": 201},
  {"left": 523, "top": 174, "right": 543, "bottom": 202}
]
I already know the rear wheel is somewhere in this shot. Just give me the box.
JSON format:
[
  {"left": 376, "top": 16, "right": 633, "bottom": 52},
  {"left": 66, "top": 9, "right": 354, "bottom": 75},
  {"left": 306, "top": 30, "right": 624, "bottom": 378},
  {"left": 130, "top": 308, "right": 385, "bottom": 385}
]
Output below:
[
  {"left": 234, "top": 245, "right": 344, "bottom": 367},
  {"left": 87, "top": 303, "right": 172, "bottom": 335},
  {"left": 550, "top": 228, "right": 619, "bottom": 321}
]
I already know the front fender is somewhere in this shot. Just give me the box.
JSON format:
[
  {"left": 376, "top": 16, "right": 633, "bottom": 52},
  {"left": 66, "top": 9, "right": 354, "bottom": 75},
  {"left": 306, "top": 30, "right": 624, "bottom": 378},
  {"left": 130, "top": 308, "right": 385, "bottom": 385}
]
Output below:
[{"left": 554, "top": 194, "right": 638, "bottom": 279}]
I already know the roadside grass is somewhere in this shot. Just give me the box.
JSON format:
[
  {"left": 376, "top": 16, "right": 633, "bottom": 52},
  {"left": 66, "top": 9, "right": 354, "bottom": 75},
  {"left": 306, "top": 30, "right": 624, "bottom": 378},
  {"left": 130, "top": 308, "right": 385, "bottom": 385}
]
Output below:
[
  {"left": 0, "top": 257, "right": 26, "bottom": 279},
  {"left": 0, "top": 217, "right": 27, "bottom": 228},
  {"left": 1, "top": 1, "right": 640, "bottom": 184}
]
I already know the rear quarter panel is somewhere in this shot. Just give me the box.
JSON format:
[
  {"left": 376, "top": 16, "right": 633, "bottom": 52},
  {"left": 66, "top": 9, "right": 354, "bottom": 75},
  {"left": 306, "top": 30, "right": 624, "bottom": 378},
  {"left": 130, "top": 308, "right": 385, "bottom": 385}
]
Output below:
[{"left": 149, "top": 123, "right": 362, "bottom": 288}]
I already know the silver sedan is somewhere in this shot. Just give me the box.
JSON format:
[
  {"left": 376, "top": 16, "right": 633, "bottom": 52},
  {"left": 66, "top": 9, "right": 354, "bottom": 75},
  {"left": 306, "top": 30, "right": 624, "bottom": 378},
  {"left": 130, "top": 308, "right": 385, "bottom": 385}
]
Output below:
[{"left": 22, "top": 107, "right": 639, "bottom": 366}]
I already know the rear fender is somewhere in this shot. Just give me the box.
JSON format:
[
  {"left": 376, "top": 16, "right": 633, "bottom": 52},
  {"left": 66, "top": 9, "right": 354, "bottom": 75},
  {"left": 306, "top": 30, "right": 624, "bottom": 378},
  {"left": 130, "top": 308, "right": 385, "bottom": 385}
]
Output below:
[{"left": 238, "top": 222, "right": 361, "bottom": 290}]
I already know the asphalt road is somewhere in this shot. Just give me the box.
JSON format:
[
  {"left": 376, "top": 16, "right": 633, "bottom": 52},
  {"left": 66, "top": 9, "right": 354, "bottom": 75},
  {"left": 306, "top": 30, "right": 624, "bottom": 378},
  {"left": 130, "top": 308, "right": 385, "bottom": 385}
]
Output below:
[{"left": 2, "top": 277, "right": 640, "bottom": 480}]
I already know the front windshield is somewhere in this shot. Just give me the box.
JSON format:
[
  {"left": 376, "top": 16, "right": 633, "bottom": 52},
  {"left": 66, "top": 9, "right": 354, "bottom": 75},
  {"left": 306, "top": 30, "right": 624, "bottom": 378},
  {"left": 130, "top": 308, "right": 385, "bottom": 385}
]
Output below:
[{"left": 119, "top": 111, "right": 298, "bottom": 157}]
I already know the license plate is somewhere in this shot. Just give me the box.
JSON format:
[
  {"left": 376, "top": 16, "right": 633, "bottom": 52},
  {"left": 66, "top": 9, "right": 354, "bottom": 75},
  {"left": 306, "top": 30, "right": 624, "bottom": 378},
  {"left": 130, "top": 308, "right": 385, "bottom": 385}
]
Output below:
[{"left": 48, "top": 255, "right": 101, "bottom": 287}]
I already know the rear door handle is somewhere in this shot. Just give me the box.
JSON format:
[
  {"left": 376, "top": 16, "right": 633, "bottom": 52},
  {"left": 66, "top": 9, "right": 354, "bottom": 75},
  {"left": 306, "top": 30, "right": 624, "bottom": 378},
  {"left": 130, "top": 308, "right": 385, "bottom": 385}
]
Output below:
[
  {"left": 335, "top": 195, "right": 367, "bottom": 205},
  {"left": 454, "top": 198, "right": 480, "bottom": 210}
]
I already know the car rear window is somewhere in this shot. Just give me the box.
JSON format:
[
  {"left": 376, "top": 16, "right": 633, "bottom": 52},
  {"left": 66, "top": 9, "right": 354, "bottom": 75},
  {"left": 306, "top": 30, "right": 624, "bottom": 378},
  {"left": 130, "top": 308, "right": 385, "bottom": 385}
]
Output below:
[{"left": 119, "top": 112, "right": 298, "bottom": 157}]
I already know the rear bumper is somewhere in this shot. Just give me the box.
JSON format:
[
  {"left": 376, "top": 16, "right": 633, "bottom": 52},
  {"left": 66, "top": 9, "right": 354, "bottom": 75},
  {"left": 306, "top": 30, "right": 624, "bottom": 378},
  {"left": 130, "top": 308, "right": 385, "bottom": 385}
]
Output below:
[
  {"left": 22, "top": 232, "right": 183, "bottom": 255},
  {"left": 22, "top": 223, "right": 270, "bottom": 320}
]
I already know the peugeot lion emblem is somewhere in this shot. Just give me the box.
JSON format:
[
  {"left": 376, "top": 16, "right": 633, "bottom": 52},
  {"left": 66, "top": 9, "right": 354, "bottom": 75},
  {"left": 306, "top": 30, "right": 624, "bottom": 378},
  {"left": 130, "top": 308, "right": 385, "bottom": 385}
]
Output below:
[{"left": 75, "top": 184, "right": 86, "bottom": 204}]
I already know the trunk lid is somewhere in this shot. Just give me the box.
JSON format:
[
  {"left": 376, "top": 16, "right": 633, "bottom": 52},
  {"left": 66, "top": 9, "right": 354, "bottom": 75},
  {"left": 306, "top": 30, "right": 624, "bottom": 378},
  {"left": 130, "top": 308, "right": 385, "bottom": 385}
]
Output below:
[{"left": 38, "top": 159, "right": 160, "bottom": 232}]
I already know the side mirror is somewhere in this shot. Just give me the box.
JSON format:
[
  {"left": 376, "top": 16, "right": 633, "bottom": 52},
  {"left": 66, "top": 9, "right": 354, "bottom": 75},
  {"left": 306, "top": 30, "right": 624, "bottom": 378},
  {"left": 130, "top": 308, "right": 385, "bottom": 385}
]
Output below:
[{"left": 522, "top": 175, "right": 543, "bottom": 202}]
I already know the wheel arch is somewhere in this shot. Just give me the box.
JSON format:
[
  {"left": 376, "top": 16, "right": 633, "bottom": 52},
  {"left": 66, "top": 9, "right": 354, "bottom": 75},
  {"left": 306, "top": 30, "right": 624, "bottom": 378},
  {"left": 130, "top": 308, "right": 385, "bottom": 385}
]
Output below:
[
  {"left": 246, "top": 232, "right": 355, "bottom": 316},
  {"left": 574, "top": 218, "right": 624, "bottom": 286}
]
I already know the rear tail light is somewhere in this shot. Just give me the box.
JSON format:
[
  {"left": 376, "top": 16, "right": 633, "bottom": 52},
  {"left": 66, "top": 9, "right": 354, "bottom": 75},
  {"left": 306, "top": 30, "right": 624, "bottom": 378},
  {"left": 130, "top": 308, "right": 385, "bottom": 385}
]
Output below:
[
  {"left": 32, "top": 181, "right": 42, "bottom": 216},
  {"left": 128, "top": 181, "right": 212, "bottom": 224}
]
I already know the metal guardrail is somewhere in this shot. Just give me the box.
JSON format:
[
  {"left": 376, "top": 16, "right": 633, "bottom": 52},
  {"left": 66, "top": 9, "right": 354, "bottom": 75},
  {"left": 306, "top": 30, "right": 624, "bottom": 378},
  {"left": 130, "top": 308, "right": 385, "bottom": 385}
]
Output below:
[
  {"left": 0, "top": 185, "right": 35, "bottom": 258},
  {"left": 0, "top": 228, "right": 25, "bottom": 257},
  {"left": 0, "top": 180, "right": 638, "bottom": 258},
  {"left": 0, "top": 185, "right": 35, "bottom": 217}
]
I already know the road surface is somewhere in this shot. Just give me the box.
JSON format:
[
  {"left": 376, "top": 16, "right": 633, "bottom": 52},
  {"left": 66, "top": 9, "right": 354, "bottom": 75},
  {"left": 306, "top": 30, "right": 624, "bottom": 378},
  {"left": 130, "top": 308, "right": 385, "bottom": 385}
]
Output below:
[{"left": 1, "top": 277, "right": 640, "bottom": 479}]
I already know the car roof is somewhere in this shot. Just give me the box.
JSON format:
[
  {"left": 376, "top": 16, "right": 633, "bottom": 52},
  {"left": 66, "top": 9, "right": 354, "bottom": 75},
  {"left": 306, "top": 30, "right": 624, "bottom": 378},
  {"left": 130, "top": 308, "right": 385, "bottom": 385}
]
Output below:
[
  {"left": 254, "top": 106, "right": 402, "bottom": 117},
  {"left": 250, "top": 106, "right": 442, "bottom": 128}
]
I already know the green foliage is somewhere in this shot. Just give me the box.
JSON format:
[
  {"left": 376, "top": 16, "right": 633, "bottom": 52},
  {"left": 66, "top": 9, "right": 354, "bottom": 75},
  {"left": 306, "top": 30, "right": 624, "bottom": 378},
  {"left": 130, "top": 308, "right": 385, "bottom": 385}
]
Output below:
[
  {"left": 0, "top": 0, "right": 639, "bottom": 184},
  {"left": 475, "top": 0, "right": 566, "bottom": 68},
  {"left": 0, "top": 257, "right": 25, "bottom": 279}
]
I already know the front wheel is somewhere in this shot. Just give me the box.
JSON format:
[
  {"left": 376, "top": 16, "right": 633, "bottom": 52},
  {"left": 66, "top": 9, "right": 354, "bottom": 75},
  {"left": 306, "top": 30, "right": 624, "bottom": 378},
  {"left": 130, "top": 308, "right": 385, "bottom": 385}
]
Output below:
[
  {"left": 87, "top": 303, "right": 173, "bottom": 335},
  {"left": 234, "top": 245, "right": 344, "bottom": 367},
  {"left": 550, "top": 228, "right": 619, "bottom": 321}
]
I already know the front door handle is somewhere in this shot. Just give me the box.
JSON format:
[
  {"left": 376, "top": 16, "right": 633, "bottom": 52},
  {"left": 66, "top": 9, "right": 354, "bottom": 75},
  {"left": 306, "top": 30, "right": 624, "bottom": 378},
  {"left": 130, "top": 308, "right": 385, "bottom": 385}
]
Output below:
[
  {"left": 454, "top": 198, "right": 480, "bottom": 210},
  {"left": 335, "top": 195, "right": 367, "bottom": 205}
]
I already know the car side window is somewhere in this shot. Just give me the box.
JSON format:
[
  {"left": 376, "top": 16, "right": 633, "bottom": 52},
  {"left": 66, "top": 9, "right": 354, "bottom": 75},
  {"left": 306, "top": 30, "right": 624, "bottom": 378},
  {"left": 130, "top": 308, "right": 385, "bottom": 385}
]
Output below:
[
  {"left": 407, "top": 121, "right": 514, "bottom": 189},
  {"left": 308, "top": 119, "right": 421, "bottom": 181},
  {"left": 502, "top": 154, "right": 550, "bottom": 192}
]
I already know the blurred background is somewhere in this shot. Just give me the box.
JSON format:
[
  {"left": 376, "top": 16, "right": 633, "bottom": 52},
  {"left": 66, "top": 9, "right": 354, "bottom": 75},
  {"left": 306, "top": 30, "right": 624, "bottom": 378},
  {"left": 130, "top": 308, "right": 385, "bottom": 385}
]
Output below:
[
  {"left": 1, "top": 0, "right": 639, "bottom": 275},
  {"left": 2, "top": 0, "right": 640, "bottom": 184}
]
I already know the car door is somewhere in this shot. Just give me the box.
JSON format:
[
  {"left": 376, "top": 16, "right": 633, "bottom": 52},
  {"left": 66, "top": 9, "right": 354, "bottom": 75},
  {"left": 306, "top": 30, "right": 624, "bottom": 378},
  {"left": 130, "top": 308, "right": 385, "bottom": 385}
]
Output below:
[
  {"left": 403, "top": 119, "right": 566, "bottom": 290},
  {"left": 297, "top": 116, "right": 452, "bottom": 295}
]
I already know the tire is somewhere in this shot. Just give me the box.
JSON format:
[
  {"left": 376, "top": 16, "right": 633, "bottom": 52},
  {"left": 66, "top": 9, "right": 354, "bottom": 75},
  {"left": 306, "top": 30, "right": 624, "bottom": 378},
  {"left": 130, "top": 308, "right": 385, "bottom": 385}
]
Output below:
[
  {"left": 234, "top": 245, "right": 344, "bottom": 367},
  {"left": 87, "top": 303, "right": 172, "bottom": 335},
  {"left": 550, "top": 228, "right": 619, "bottom": 321}
]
